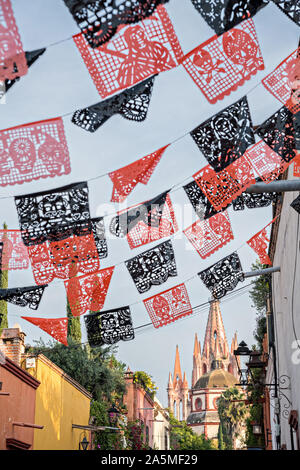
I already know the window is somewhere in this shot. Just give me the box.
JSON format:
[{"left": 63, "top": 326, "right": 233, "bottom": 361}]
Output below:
[{"left": 195, "top": 397, "right": 202, "bottom": 411}]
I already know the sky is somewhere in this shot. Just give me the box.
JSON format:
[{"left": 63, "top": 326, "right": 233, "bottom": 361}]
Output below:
[{"left": 1, "top": 0, "right": 299, "bottom": 406}]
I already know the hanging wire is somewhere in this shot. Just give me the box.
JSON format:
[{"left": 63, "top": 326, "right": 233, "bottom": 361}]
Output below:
[{"left": 17, "top": 282, "right": 253, "bottom": 352}]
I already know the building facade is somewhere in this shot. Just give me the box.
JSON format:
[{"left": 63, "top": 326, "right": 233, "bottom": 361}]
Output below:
[
  {"left": 265, "top": 164, "right": 300, "bottom": 450},
  {"left": 0, "top": 327, "right": 41, "bottom": 450},
  {"left": 23, "top": 353, "right": 92, "bottom": 450},
  {"left": 0, "top": 325, "right": 92, "bottom": 450},
  {"left": 167, "top": 300, "right": 239, "bottom": 440}
]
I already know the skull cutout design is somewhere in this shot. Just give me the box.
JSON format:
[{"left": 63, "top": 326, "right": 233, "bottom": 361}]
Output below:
[
  {"left": 153, "top": 295, "right": 170, "bottom": 320},
  {"left": 9, "top": 137, "right": 36, "bottom": 174},
  {"left": 38, "top": 134, "right": 66, "bottom": 175},
  {"left": 193, "top": 49, "right": 225, "bottom": 84},
  {"left": 171, "top": 287, "right": 187, "bottom": 309},
  {"left": 0, "top": 147, "right": 10, "bottom": 176},
  {"left": 38, "top": 195, "right": 69, "bottom": 223},
  {"left": 222, "top": 28, "right": 262, "bottom": 74}
]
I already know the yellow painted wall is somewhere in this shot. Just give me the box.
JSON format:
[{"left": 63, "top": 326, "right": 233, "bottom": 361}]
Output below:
[{"left": 25, "top": 356, "right": 91, "bottom": 450}]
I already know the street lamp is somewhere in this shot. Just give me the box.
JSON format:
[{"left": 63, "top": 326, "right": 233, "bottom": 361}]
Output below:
[
  {"left": 233, "top": 341, "right": 251, "bottom": 387},
  {"left": 252, "top": 422, "right": 263, "bottom": 436},
  {"left": 79, "top": 436, "right": 89, "bottom": 451},
  {"left": 108, "top": 403, "right": 120, "bottom": 427}
]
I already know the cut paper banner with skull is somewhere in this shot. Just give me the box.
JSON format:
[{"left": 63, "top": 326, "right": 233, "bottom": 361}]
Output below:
[
  {"left": 262, "top": 47, "right": 300, "bottom": 114},
  {"left": 143, "top": 283, "right": 193, "bottom": 328},
  {"left": 181, "top": 18, "right": 264, "bottom": 104},
  {"left": 84, "top": 307, "right": 135, "bottom": 347},
  {"left": 15, "top": 181, "right": 91, "bottom": 246},
  {"left": 0, "top": 118, "right": 71, "bottom": 187},
  {"left": 73, "top": 5, "right": 183, "bottom": 98},
  {"left": 21, "top": 316, "right": 68, "bottom": 346}
]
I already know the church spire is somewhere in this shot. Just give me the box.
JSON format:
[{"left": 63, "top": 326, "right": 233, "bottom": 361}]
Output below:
[
  {"left": 202, "top": 300, "right": 229, "bottom": 371},
  {"left": 192, "top": 333, "right": 202, "bottom": 387},
  {"left": 173, "top": 345, "right": 182, "bottom": 387}
]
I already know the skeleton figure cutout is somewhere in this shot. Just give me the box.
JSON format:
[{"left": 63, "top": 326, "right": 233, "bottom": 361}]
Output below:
[
  {"left": 116, "top": 25, "right": 176, "bottom": 88},
  {"left": 0, "top": 118, "right": 71, "bottom": 187},
  {"left": 0, "top": 230, "right": 29, "bottom": 270},
  {"left": 0, "top": 10, "right": 27, "bottom": 81},
  {"left": 143, "top": 283, "right": 192, "bottom": 328},
  {"left": 73, "top": 5, "right": 183, "bottom": 97},
  {"left": 181, "top": 19, "right": 264, "bottom": 104}
]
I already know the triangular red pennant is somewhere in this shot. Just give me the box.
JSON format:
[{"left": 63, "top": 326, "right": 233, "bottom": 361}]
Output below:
[
  {"left": 109, "top": 146, "right": 168, "bottom": 203},
  {"left": 247, "top": 217, "right": 278, "bottom": 265},
  {"left": 21, "top": 316, "right": 68, "bottom": 346},
  {"left": 64, "top": 266, "right": 115, "bottom": 317}
]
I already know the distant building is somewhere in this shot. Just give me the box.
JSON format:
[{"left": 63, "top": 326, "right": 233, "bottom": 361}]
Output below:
[
  {"left": 124, "top": 367, "right": 170, "bottom": 449},
  {"left": 167, "top": 300, "right": 239, "bottom": 440},
  {"left": 0, "top": 325, "right": 92, "bottom": 450}
]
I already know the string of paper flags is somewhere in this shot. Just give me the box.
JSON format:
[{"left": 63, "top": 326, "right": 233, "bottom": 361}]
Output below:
[{"left": 0, "top": 0, "right": 299, "bottom": 348}]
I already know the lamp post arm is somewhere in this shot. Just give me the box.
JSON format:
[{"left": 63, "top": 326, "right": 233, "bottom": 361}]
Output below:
[
  {"left": 246, "top": 180, "right": 300, "bottom": 194},
  {"left": 243, "top": 267, "right": 280, "bottom": 278}
]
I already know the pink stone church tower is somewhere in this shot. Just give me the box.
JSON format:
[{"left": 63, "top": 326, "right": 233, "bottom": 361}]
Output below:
[{"left": 167, "top": 300, "right": 239, "bottom": 427}]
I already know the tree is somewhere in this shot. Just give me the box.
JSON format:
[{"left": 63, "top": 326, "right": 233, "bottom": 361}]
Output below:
[
  {"left": 133, "top": 371, "right": 158, "bottom": 399},
  {"left": 169, "top": 412, "right": 213, "bottom": 450},
  {"left": 28, "top": 339, "right": 126, "bottom": 402},
  {"left": 67, "top": 298, "right": 82, "bottom": 344},
  {"left": 217, "top": 387, "right": 249, "bottom": 449},
  {"left": 0, "top": 223, "right": 8, "bottom": 334}
]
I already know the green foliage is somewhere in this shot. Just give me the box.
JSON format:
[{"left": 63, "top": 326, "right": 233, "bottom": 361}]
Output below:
[
  {"left": 0, "top": 222, "right": 8, "bottom": 334},
  {"left": 133, "top": 371, "right": 158, "bottom": 399},
  {"left": 66, "top": 298, "right": 82, "bottom": 344},
  {"left": 124, "top": 420, "right": 151, "bottom": 450},
  {"left": 28, "top": 339, "right": 126, "bottom": 402},
  {"left": 169, "top": 412, "right": 213, "bottom": 450},
  {"left": 217, "top": 387, "right": 249, "bottom": 449},
  {"left": 249, "top": 261, "right": 270, "bottom": 351},
  {"left": 90, "top": 400, "right": 124, "bottom": 450},
  {"left": 245, "top": 369, "right": 266, "bottom": 449}
]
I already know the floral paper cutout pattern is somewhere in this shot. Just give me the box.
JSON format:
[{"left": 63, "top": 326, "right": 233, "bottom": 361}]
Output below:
[
  {"left": 64, "top": 0, "right": 170, "bottom": 48},
  {"left": 65, "top": 266, "right": 114, "bottom": 317},
  {"left": 184, "top": 211, "right": 233, "bottom": 259},
  {"left": 198, "top": 251, "right": 244, "bottom": 299},
  {"left": 190, "top": 97, "right": 255, "bottom": 171}
]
